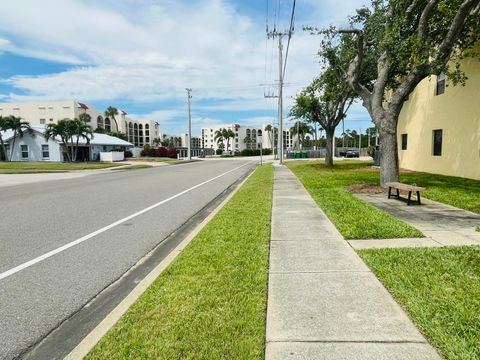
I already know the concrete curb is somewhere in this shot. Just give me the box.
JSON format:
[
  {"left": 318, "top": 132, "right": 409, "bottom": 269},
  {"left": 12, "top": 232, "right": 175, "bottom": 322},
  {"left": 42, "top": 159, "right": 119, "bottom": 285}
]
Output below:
[{"left": 64, "top": 166, "right": 259, "bottom": 360}]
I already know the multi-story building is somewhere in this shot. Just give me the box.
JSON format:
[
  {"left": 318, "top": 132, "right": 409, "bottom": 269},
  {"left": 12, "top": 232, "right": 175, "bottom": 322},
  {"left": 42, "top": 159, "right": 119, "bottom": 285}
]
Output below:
[
  {"left": 201, "top": 124, "right": 293, "bottom": 152},
  {"left": 0, "top": 100, "right": 160, "bottom": 147},
  {"left": 115, "top": 112, "right": 159, "bottom": 147},
  {"left": 0, "top": 100, "right": 102, "bottom": 128},
  {"left": 180, "top": 134, "right": 201, "bottom": 148},
  {"left": 397, "top": 55, "right": 480, "bottom": 180}
]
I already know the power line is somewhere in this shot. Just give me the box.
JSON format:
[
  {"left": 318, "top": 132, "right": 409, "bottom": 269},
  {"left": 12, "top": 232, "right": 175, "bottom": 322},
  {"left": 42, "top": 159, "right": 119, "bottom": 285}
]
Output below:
[{"left": 282, "top": 0, "right": 296, "bottom": 79}]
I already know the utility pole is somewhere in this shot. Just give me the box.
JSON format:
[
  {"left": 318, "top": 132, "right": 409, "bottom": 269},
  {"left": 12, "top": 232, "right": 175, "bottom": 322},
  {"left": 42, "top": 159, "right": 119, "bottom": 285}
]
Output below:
[
  {"left": 185, "top": 88, "right": 192, "bottom": 160},
  {"left": 264, "top": 92, "right": 278, "bottom": 159},
  {"left": 359, "top": 128, "right": 362, "bottom": 156},
  {"left": 267, "top": 30, "right": 289, "bottom": 164}
]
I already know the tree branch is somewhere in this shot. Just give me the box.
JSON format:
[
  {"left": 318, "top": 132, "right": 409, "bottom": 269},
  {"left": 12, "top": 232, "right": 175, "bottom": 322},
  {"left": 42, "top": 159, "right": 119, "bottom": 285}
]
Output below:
[
  {"left": 436, "top": 0, "right": 480, "bottom": 64},
  {"left": 338, "top": 29, "right": 373, "bottom": 112},
  {"left": 418, "top": 0, "right": 441, "bottom": 42}
]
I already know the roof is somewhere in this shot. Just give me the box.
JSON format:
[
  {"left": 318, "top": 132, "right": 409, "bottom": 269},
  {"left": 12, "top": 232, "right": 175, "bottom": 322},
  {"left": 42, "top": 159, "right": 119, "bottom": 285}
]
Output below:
[
  {"left": 0, "top": 125, "right": 133, "bottom": 146},
  {"left": 77, "top": 102, "right": 89, "bottom": 110}
]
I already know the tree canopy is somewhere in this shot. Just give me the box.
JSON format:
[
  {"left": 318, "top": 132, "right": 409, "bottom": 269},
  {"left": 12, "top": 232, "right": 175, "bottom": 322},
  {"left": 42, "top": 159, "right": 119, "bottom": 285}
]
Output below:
[{"left": 312, "top": 0, "right": 480, "bottom": 183}]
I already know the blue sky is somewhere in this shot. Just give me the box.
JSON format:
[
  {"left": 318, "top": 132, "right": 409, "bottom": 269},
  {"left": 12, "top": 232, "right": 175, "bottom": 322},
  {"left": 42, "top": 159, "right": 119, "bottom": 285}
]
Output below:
[{"left": 0, "top": 0, "right": 371, "bottom": 136}]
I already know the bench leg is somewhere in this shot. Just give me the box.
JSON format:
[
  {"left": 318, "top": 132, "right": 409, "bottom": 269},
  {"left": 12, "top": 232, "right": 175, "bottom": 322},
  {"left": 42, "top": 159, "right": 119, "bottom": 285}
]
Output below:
[
  {"left": 417, "top": 191, "right": 421, "bottom": 205},
  {"left": 407, "top": 191, "right": 412, "bottom": 205},
  {"left": 388, "top": 187, "right": 392, "bottom": 199},
  {"left": 396, "top": 189, "right": 400, "bottom": 198}
]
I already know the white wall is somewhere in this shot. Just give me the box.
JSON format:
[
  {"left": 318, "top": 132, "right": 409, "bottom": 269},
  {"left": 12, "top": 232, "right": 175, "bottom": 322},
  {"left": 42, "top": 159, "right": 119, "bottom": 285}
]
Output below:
[
  {"left": 6, "top": 133, "right": 62, "bottom": 162},
  {"left": 100, "top": 151, "right": 124, "bottom": 162}
]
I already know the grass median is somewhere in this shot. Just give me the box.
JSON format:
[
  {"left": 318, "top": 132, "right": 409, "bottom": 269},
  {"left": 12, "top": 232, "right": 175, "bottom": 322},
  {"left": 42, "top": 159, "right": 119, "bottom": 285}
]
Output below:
[
  {"left": 0, "top": 161, "right": 121, "bottom": 173},
  {"left": 86, "top": 164, "right": 273, "bottom": 360},
  {"left": 358, "top": 246, "right": 480, "bottom": 360}
]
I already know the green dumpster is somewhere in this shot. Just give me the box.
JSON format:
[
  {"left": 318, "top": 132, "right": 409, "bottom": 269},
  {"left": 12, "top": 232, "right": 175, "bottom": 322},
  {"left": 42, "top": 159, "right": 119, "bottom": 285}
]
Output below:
[
  {"left": 301, "top": 152, "right": 307, "bottom": 158},
  {"left": 289, "top": 152, "right": 295, "bottom": 159}
]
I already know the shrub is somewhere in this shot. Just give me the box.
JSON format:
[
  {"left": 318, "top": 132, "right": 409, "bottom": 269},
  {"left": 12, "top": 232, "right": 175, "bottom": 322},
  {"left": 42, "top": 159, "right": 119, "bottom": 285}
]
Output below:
[
  {"left": 167, "top": 147, "right": 177, "bottom": 158},
  {"left": 143, "top": 144, "right": 151, "bottom": 152},
  {"left": 124, "top": 150, "right": 133, "bottom": 158},
  {"left": 238, "top": 149, "right": 272, "bottom": 156},
  {"left": 216, "top": 148, "right": 223, "bottom": 155},
  {"left": 155, "top": 147, "right": 168, "bottom": 157}
]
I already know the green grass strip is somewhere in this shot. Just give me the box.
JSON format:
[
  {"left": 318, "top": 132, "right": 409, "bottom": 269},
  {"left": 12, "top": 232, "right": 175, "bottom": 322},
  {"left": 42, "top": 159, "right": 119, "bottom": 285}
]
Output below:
[
  {"left": 0, "top": 161, "right": 121, "bottom": 173},
  {"left": 358, "top": 246, "right": 480, "bottom": 360},
  {"left": 86, "top": 164, "right": 273, "bottom": 360},
  {"left": 400, "top": 171, "right": 480, "bottom": 214},
  {"left": 287, "top": 161, "right": 422, "bottom": 239}
]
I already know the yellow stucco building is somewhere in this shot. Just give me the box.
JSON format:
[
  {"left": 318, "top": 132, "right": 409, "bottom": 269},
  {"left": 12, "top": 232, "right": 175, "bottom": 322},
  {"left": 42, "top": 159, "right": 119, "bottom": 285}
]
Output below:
[{"left": 397, "top": 57, "right": 480, "bottom": 180}]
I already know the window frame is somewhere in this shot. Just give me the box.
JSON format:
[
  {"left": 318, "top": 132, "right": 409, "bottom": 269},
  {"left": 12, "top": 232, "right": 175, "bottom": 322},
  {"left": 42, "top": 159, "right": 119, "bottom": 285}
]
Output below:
[
  {"left": 42, "top": 144, "right": 50, "bottom": 159},
  {"left": 401, "top": 134, "right": 408, "bottom": 150},
  {"left": 436, "top": 73, "right": 446, "bottom": 96},
  {"left": 432, "top": 129, "right": 443, "bottom": 156},
  {"left": 21, "top": 144, "right": 29, "bottom": 159}
]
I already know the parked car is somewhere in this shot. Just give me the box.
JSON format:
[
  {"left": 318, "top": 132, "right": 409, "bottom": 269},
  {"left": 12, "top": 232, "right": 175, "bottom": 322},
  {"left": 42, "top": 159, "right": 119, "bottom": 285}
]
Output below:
[{"left": 345, "top": 149, "right": 360, "bottom": 158}]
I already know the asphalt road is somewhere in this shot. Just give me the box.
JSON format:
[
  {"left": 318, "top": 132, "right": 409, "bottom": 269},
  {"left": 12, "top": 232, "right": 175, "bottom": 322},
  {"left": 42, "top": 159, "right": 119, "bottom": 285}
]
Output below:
[{"left": 0, "top": 159, "right": 256, "bottom": 360}]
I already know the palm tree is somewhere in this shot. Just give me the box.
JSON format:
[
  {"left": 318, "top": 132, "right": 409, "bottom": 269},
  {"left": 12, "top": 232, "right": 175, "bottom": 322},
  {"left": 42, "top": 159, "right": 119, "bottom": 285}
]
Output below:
[
  {"left": 290, "top": 121, "right": 312, "bottom": 150},
  {"left": 265, "top": 124, "right": 273, "bottom": 149},
  {"left": 45, "top": 119, "right": 73, "bottom": 162},
  {"left": 7, "top": 116, "right": 33, "bottom": 161},
  {"left": 244, "top": 135, "right": 252, "bottom": 149},
  {"left": 45, "top": 118, "right": 93, "bottom": 162},
  {"left": 71, "top": 118, "right": 94, "bottom": 161},
  {"left": 214, "top": 129, "right": 225, "bottom": 149},
  {"left": 0, "top": 115, "right": 12, "bottom": 161},
  {"left": 104, "top": 106, "right": 119, "bottom": 132},
  {"left": 79, "top": 113, "right": 91, "bottom": 124},
  {"left": 222, "top": 128, "right": 235, "bottom": 151}
]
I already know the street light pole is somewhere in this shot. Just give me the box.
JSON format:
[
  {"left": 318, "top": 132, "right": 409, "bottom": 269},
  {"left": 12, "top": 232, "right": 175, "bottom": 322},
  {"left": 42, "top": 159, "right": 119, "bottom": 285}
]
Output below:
[{"left": 186, "top": 88, "right": 192, "bottom": 160}]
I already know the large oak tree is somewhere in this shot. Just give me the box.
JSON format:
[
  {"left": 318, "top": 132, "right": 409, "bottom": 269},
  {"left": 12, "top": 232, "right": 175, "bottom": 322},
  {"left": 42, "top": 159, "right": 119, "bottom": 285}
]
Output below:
[{"left": 316, "top": 0, "right": 480, "bottom": 184}]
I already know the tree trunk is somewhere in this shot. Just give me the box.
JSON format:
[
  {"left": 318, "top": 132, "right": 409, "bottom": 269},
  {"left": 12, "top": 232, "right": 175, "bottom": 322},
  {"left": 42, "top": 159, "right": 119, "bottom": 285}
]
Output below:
[
  {"left": 325, "top": 128, "right": 334, "bottom": 167},
  {"left": 378, "top": 125, "right": 400, "bottom": 185},
  {"left": 9, "top": 131, "right": 17, "bottom": 161}
]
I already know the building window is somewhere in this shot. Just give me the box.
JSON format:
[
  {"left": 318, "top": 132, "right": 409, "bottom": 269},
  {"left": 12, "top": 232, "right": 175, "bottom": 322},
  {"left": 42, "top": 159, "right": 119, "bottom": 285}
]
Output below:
[
  {"left": 436, "top": 73, "right": 446, "bottom": 96},
  {"left": 39, "top": 107, "right": 46, "bottom": 114},
  {"left": 4, "top": 144, "right": 10, "bottom": 155},
  {"left": 40, "top": 119, "right": 46, "bottom": 124},
  {"left": 49, "top": 118, "right": 54, "bottom": 122},
  {"left": 433, "top": 129, "right": 442, "bottom": 156},
  {"left": 63, "top": 106, "right": 70, "bottom": 113},
  {"left": 21, "top": 145, "right": 28, "bottom": 159},
  {"left": 401, "top": 134, "right": 408, "bottom": 150},
  {"left": 42, "top": 144, "right": 49, "bottom": 158}
]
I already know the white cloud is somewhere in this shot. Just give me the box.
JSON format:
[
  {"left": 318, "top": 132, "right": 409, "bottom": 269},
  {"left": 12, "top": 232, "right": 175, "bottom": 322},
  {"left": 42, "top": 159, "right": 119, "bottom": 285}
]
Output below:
[{"left": 0, "top": 0, "right": 371, "bottom": 131}]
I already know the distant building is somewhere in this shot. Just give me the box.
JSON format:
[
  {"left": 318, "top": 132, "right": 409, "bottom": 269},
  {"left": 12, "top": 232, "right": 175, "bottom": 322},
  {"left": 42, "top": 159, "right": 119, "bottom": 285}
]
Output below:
[
  {"left": 0, "top": 100, "right": 160, "bottom": 147},
  {"left": 201, "top": 124, "right": 293, "bottom": 152},
  {"left": 180, "top": 134, "right": 201, "bottom": 148}
]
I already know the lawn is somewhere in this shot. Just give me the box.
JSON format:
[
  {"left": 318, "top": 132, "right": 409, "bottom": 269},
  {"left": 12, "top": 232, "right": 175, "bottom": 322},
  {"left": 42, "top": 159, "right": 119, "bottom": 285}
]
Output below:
[
  {"left": 86, "top": 164, "right": 273, "bottom": 360},
  {"left": 287, "top": 160, "right": 422, "bottom": 239},
  {"left": 287, "top": 160, "right": 480, "bottom": 239},
  {"left": 358, "top": 246, "right": 480, "bottom": 360},
  {"left": 0, "top": 161, "right": 121, "bottom": 173},
  {"left": 401, "top": 170, "right": 480, "bottom": 214}
]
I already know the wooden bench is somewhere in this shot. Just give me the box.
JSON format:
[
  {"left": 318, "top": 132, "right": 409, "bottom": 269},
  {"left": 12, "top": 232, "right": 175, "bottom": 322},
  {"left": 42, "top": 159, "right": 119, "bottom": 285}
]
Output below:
[{"left": 385, "top": 182, "right": 426, "bottom": 205}]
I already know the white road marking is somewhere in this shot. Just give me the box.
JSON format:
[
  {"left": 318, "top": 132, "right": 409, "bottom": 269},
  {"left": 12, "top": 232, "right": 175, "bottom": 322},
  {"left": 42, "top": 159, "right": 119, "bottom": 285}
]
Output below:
[{"left": 0, "top": 162, "right": 250, "bottom": 281}]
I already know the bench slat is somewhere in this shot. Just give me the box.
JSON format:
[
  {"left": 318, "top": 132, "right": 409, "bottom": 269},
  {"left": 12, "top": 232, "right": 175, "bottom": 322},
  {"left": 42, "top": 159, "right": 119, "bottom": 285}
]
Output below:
[{"left": 385, "top": 182, "right": 426, "bottom": 192}]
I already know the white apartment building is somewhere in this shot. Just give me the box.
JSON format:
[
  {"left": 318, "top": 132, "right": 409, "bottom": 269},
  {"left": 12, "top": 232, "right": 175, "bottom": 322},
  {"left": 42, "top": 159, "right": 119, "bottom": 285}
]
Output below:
[
  {"left": 115, "top": 112, "right": 160, "bottom": 147},
  {"left": 0, "top": 101, "right": 160, "bottom": 147},
  {"left": 201, "top": 124, "right": 293, "bottom": 152},
  {"left": 0, "top": 100, "right": 102, "bottom": 127}
]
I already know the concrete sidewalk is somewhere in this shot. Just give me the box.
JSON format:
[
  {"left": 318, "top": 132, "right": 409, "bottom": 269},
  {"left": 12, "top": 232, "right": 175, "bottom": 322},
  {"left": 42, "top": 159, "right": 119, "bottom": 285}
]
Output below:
[{"left": 265, "top": 165, "right": 441, "bottom": 359}]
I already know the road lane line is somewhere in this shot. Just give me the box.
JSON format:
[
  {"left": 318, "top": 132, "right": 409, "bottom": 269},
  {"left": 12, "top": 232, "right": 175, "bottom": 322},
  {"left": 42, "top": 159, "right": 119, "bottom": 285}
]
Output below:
[{"left": 0, "top": 162, "right": 251, "bottom": 281}]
